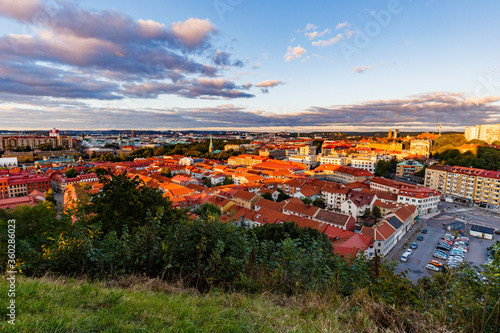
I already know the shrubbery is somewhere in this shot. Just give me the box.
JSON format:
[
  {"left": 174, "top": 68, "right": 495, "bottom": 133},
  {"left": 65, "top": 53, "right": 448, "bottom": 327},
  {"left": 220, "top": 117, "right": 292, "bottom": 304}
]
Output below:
[{"left": 1, "top": 174, "right": 499, "bottom": 331}]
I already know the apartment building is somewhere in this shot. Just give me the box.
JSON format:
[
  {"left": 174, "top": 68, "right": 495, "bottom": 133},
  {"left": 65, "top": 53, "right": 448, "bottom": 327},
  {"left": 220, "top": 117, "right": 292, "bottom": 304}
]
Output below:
[
  {"left": 348, "top": 155, "right": 378, "bottom": 173},
  {"left": 0, "top": 172, "right": 51, "bottom": 198},
  {"left": 318, "top": 155, "right": 346, "bottom": 166},
  {"left": 425, "top": 165, "right": 500, "bottom": 207},
  {"left": 396, "top": 160, "right": 424, "bottom": 178},
  {"left": 465, "top": 124, "right": 500, "bottom": 143},
  {"left": 410, "top": 139, "right": 432, "bottom": 157},
  {"left": 314, "top": 164, "right": 374, "bottom": 184},
  {"left": 228, "top": 154, "right": 270, "bottom": 167},
  {"left": 0, "top": 135, "right": 74, "bottom": 151}
]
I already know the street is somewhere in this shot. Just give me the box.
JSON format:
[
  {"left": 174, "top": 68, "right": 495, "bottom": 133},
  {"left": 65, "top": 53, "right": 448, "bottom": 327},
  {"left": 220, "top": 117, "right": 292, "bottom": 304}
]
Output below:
[{"left": 391, "top": 202, "right": 498, "bottom": 282}]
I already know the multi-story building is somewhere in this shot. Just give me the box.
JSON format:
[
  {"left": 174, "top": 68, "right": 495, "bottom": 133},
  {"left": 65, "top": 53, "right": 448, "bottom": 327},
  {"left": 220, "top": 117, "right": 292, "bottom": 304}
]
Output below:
[
  {"left": 367, "top": 142, "right": 403, "bottom": 152},
  {"left": 0, "top": 158, "right": 18, "bottom": 169},
  {"left": 287, "top": 154, "right": 317, "bottom": 169},
  {"left": 424, "top": 165, "right": 450, "bottom": 194},
  {"left": 0, "top": 172, "right": 51, "bottom": 198},
  {"left": 425, "top": 165, "right": 500, "bottom": 207},
  {"left": 318, "top": 155, "right": 346, "bottom": 166},
  {"left": 464, "top": 124, "right": 500, "bottom": 143},
  {"left": 410, "top": 139, "right": 432, "bottom": 157},
  {"left": 348, "top": 155, "right": 378, "bottom": 173},
  {"left": 314, "top": 164, "right": 374, "bottom": 184},
  {"left": 396, "top": 160, "right": 424, "bottom": 178},
  {"left": 227, "top": 154, "right": 270, "bottom": 167},
  {"left": 370, "top": 177, "right": 440, "bottom": 215},
  {"left": 299, "top": 145, "right": 317, "bottom": 155},
  {"left": 259, "top": 149, "right": 286, "bottom": 160},
  {"left": 0, "top": 135, "right": 74, "bottom": 151}
]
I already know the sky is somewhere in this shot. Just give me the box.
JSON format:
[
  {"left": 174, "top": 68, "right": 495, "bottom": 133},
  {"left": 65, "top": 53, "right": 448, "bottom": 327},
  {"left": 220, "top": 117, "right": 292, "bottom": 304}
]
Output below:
[{"left": 1, "top": 0, "right": 500, "bottom": 132}]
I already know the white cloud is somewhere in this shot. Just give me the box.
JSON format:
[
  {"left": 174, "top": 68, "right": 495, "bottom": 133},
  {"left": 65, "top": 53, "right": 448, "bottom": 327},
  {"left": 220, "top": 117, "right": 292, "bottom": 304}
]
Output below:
[
  {"left": 312, "top": 34, "right": 344, "bottom": 47},
  {"left": 304, "top": 23, "right": 318, "bottom": 31},
  {"left": 284, "top": 45, "right": 307, "bottom": 62},
  {"left": 170, "top": 18, "right": 216, "bottom": 49},
  {"left": 335, "top": 21, "right": 350, "bottom": 30},
  {"left": 305, "top": 29, "right": 330, "bottom": 40},
  {"left": 353, "top": 66, "right": 372, "bottom": 73}
]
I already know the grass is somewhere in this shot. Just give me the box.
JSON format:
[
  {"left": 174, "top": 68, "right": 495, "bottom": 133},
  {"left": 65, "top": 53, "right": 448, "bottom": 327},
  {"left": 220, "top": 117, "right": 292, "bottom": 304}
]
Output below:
[{"left": 0, "top": 275, "right": 446, "bottom": 332}]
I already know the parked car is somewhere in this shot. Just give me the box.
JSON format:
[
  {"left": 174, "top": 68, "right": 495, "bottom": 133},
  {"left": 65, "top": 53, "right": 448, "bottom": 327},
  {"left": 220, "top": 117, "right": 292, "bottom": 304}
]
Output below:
[
  {"left": 425, "top": 264, "right": 440, "bottom": 272},
  {"left": 437, "top": 245, "right": 451, "bottom": 251},
  {"left": 404, "top": 249, "right": 413, "bottom": 256},
  {"left": 411, "top": 242, "right": 418, "bottom": 249},
  {"left": 401, "top": 253, "right": 409, "bottom": 262},
  {"left": 434, "top": 249, "right": 447, "bottom": 255},
  {"left": 422, "top": 229, "right": 428, "bottom": 234},
  {"left": 417, "top": 235, "right": 424, "bottom": 241},
  {"left": 433, "top": 252, "right": 447, "bottom": 260},
  {"left": 429, "top": 260, "right": 443, "bottom": 267}
]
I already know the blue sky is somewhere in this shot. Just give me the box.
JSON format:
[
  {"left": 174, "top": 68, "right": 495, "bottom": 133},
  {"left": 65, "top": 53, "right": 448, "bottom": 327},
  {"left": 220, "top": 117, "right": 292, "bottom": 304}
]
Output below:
[{"left": 1, "top": 0, "right": 500, "bottom": 132}]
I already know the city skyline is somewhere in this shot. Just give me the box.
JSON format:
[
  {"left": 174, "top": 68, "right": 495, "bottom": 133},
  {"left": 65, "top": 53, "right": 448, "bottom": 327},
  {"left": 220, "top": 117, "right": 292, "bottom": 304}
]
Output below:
[{"left": 1, "top": 0, "right": 500, "bottom": 131}]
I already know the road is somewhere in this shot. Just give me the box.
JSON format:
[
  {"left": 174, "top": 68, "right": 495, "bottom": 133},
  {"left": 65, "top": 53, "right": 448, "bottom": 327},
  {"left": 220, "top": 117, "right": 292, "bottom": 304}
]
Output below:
[{"left": 391, "top": 202, "right": 498, "bottom": 282}]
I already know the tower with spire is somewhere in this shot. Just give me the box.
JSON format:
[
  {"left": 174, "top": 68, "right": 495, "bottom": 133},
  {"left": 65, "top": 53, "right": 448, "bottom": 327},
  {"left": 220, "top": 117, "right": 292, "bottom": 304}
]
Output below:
[{"left": 209, "top": 134, "right": 214, "bottom": 153}]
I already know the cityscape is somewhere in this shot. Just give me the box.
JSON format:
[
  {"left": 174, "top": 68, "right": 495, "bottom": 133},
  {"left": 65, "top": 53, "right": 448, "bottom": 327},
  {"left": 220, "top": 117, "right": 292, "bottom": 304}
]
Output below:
[{"left": 1, "top": 0, "right": 499, "bottom": 332}]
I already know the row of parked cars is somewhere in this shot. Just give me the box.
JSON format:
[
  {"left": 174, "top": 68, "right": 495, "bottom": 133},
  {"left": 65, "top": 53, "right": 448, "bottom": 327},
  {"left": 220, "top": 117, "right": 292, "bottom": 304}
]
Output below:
[{"left": 432, "top": 234, "right": 470, "bottom": 269}]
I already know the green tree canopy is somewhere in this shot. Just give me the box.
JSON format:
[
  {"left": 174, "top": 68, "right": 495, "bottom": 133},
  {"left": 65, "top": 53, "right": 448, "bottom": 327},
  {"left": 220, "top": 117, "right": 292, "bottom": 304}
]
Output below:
[{"left": 65, "top": 168, "right": 78, "bottom": 178}]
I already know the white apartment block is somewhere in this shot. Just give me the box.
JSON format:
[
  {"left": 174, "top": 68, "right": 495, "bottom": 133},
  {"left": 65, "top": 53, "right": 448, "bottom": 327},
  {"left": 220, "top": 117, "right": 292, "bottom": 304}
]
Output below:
[
  {"left": 348, "top": 155, "right": 378, "bottom": 173},
  {"left": 318, "top": 155, "right": 346, "bottom": 166},
  {"left": 464, "top": 124, "right": 500, "bottom": 143}
]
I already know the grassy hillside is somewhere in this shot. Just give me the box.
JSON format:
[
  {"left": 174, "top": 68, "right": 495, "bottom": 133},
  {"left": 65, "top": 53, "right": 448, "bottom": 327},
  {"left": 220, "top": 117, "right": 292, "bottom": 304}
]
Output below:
[{"left": 0, "top": 275, "right": 442, "bottom": 333}]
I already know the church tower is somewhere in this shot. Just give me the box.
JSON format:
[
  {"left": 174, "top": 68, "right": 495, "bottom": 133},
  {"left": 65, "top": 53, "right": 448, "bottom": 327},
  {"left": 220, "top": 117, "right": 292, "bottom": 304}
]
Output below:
[{"left": 209, "top": 134, "right": 214, "bottom": 153}]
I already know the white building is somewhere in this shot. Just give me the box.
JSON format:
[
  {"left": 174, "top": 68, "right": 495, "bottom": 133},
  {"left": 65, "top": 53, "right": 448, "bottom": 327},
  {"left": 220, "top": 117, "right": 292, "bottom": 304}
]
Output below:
[
  {"left": 464, "top": 124, "right": 500, "bottom": 143},
  {"left": 0, "top": 157, "right": 18, "bottom": 169},
  {"left": 318, "top": 155, "right": 346, "bottom": 166},
  {"left": 348, "top": 155, "right": 378, "bottom": 173}
]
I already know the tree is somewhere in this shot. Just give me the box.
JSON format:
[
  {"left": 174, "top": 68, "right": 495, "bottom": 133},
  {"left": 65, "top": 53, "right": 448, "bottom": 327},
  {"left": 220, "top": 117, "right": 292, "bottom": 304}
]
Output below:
[
  {"left": 313, "top": 198, "right": 326, "bottom": 209},
  {"left": 372, "top": 206, "right": 382, "bottom": 218},
  {"left": 202, "top": 177, "right": 212, "bottom": 188},
  {"left": 492, "top": 140, "right": 500, "bottom": 145},
  {"left": 45, "top": 189, "right": 57, "bottom": 206},
  {"left": 301, "top": 198, "right": 313, "bottom": 205},
  {"left": 65, "top": 168, "right": 78, "bottom": 178},
  {"left": 85, "top": 173, "right": 181, "bottom": 237},
  {"left": 468, "top": 139, "right": 488, "bottom": 145},
  {"left": 161, "top": 168, "right": 172, "bottom": 178},
  {"left": 223, "top": 176, "right": 234, "bottom": 185},
  {"left": 364, "top": 208, "right": 372, "bottom": 217},
  {"left": 196, "top": 202, "right": 221, "bottom": 219},
  {"left": 38, "top": 143, "right": 53, "bottom": 151},
  {"left": 261, "top": 192, "right": 274, "bottom": 201},
  {"left": 277, "top": 190, "right": 290, "bottom": 202}
]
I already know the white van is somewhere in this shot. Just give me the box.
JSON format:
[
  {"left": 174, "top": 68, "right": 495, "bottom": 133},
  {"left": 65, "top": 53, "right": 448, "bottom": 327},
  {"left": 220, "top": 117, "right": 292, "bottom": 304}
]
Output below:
[{"left": 400, "top": 253, "right": 409, "bottom": 262}]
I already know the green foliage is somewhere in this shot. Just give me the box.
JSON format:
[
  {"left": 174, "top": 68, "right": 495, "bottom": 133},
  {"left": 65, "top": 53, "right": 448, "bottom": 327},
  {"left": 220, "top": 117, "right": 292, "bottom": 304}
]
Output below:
[
  {"left": 374, "top": 159, "right": 397, "bottom": 177},
  {"left": 301, "top": 198, "right": 312, "bottom": 205},
  {"left": 372, "top": 206, "right": 382, "bottom": 218},
  {"left": 468, "top": 139, "right": 488, "bottom": 145},
  {"left": 276, "top": 190, "right": 290, "bottom": 202},
  {"left": 223, "top": 175, "right": 234, "bottom": 185},
  {"left": 87, "top": 167, "right": 109, "bottom": 176},
  {"left": 85, "top": 173, "right": 181, "bottom": 237},
  {"left": 434, "top": 146, "right": 500, "bottom": 170},
  {"left": 64, "top": 168, "right": 78, "bottom": 178},
  {"left": 261, "top": 192, "right": 274, "bottom": 201},
  {"left": 433, "top": 134, "right": 467, "bottom": 153},
  {"left": 195, "top": 202, "right": 221, "bottom": 219},
  {"left": 44, "top": 189, "right": 57, "bottom": 206},
  {"left": 313, "top": 198, "right": 326, "bottom": 209},
  {"left": 160, "top": 167, "right": 172, "bottom": 178},
  {"left": 37, "top": 143, "right": 53, "bottom": 151}
]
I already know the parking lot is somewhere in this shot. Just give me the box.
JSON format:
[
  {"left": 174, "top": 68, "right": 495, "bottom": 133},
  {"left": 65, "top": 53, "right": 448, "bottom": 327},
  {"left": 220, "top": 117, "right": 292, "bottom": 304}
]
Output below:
[{"left": 392, "top": 202, "right": 498, "bottom": 282}]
